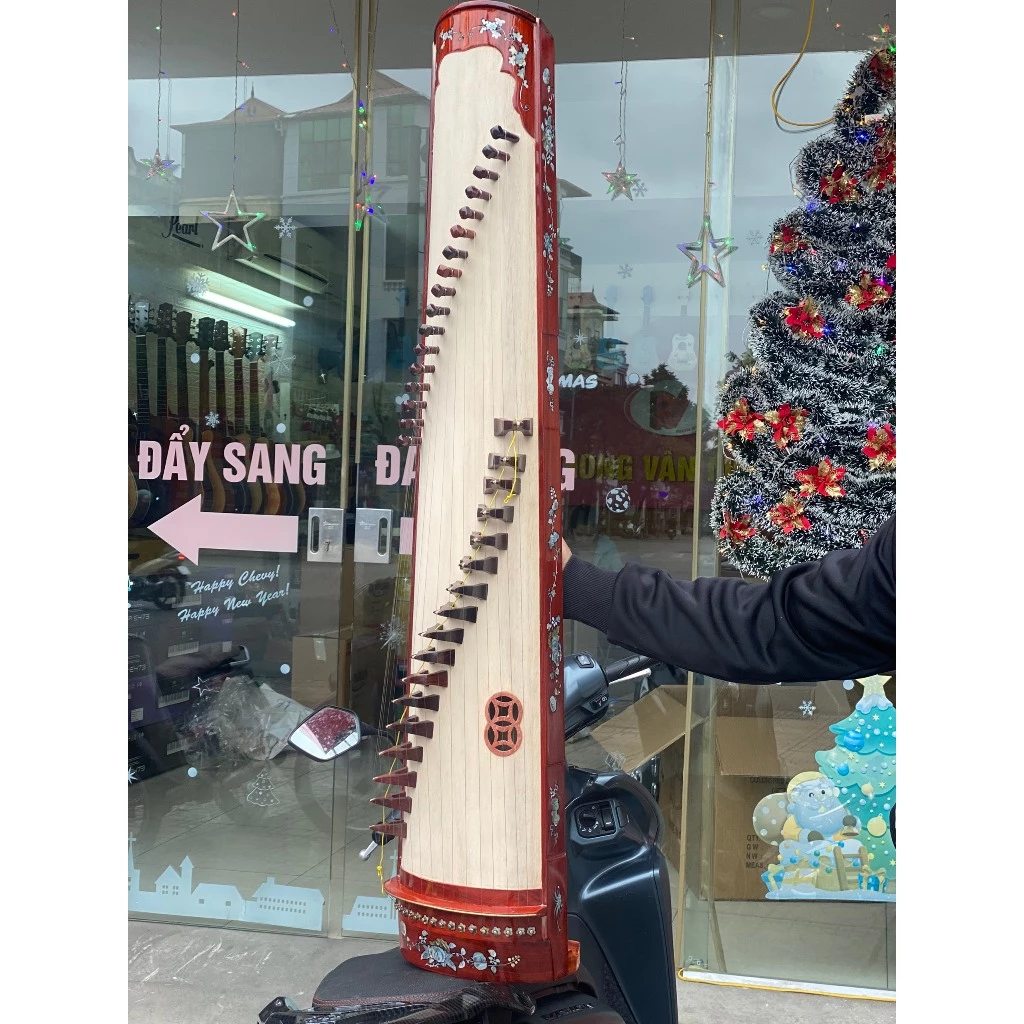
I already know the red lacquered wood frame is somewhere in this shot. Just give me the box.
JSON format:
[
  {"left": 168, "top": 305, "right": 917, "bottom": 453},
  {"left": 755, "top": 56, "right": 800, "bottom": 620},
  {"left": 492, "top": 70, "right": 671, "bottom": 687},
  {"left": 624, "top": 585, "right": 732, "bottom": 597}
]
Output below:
[{"left": 387, "top": 1, "right": 574, "bottom": 985}]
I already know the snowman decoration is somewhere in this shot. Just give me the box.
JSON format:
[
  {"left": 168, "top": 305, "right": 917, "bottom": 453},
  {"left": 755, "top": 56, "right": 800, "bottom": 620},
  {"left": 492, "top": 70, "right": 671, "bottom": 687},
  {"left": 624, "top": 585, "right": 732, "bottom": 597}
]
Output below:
[{"left": 667, "top": 333, "right": 697, "bottom": 374}]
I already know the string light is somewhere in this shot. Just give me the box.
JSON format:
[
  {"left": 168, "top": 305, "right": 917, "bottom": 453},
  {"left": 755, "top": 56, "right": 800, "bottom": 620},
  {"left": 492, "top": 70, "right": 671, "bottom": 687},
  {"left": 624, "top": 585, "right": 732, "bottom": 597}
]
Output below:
[
  {"left": 142, "top": 0, "right": 178, "bottom": 179},
  {"left": 601, "top": 0, "right": 642, "bottom": 200}
]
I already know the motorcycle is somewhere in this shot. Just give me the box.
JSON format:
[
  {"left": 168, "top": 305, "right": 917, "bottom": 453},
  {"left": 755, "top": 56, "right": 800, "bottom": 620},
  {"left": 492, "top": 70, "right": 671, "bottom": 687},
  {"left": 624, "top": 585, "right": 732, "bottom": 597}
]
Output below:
[
  {"left": 129, "top": 551, "right": 191, "bottom": 609},
  {"left": 258, "top": 652, "right": 679, "bottom": 1024}
]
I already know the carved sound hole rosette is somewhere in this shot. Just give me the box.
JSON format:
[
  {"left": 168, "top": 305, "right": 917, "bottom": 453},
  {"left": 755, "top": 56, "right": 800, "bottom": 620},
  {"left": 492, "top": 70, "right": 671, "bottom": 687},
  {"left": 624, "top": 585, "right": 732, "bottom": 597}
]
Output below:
[{"left": 484, "top": 692, "right": 524, "bottom": 756}]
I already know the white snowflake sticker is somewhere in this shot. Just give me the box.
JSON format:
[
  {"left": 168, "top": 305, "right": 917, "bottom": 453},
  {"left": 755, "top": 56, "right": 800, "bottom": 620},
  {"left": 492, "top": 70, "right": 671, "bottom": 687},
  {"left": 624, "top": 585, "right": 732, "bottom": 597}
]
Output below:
[
  {"left": 186, "top": 272, "right": 209, "bottom": 298},
  {"left": 204, "top": 412, "right": 220, "bottom": 428},
  {"left": 275, "top": 217, "right": 296, "bottom": 240},
  {"left": 799, "top": 700, "right": 816, "bottom": 717}
]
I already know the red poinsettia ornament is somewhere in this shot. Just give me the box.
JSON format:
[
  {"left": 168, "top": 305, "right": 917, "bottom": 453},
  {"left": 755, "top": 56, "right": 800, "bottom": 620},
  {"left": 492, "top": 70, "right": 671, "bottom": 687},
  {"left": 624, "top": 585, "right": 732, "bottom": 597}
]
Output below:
[
  {"left": 717, "top": 397, "right": 765, "bottom": 441},
  {"left": 762, "top": 404, "right": 809, "bottom": 448},
  {"left": 869, "top": 48, "right": 895, "bottom": 90},
  {"left": 719, "top": 509, "right": 757, "bottom": 546},
  {"left": 862, "top": 423, "right": 896, "bottom": 470},
  {"left": 845, "top": 271, "right": 893, "bottom": 311},
  {"left": 768, "top": 491, "right": 811, "bottom": 534},
  {"left": 820, "top": 162, "right": 859, "bottom": 204},
  {"left": 865, "top": 126, "right": 896, "bottom": 191},
  {"left": 770, "top": 224, "right": 809, "bottom": 255},
  {"left": 783, "top": 297, "right": 825, "bottom": 340},
  {"left": 795, "top": 458, "right": 847, "bottom": 498}
]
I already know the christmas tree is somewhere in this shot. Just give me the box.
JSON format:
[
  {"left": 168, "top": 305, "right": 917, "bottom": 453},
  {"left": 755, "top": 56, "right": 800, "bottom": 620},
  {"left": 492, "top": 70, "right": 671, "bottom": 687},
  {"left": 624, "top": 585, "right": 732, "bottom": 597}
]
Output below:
[
  {"left": 246, "top": 767, "right": 280, "bottom": 807},
  {"left": 712, "top": 44, "right": 895, "bottom": 578},
  {"left": 815, "top": 675, "right": 896, "bottom": 888}
]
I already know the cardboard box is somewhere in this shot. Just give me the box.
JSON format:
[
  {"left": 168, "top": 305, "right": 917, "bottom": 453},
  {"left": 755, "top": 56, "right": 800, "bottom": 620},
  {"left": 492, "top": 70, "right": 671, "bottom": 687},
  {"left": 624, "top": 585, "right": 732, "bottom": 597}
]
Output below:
[
  {"left": 590, "top": 685, "right": 697, "bottom": 773},
  {"left": 291, "top": 634, "right": 339, "bottom": 710}
]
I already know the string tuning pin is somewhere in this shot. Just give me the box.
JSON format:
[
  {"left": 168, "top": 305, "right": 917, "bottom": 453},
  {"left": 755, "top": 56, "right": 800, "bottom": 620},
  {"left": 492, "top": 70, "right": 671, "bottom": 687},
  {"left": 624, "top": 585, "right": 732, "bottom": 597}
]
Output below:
[
  {"left": 425, "top": 304, "right": 450, "bottom": 317},
  {"left": 490, "top": 125, "right": 520, "bottom": 143},
  {"left": 431, "top": 283, "right": 457, "bottom": 297},
  {"left": 404, "top": 380, "right": 431, "bottom": 392},
  {"left": 409, "top": 362, "right": 435, "bottom": 375},
  {"left": 399, "top": 418, "right": 424, "bottom": 429},
  {"left": 464, "top": 186, "right": 491, "bottom": 201},
  {"left": 402, "top": 399, "right": 427, "bottom": 411},
  {"left": 414, "top": 342, "right": 440, "bottom": 356},
  {"left": 442, "top": 245, "right": 468, "bottom": 260},
  {"left": 418, "top": 324, "right": 445, "bottom": 336},
  {"left": 481, "top": 144, "right": 511, "bottom": 162},
  {"left": 398, "top": 434, "right": 422, "bottom": 447},
  {"left": 459, "top": 206, "right": 484, "bottom": 222},
  {"left": 450, "top": 224, "right": 476, "bottom": 240},
  {"left": 436, "top": 264, "right": 463, "bottom": 279},
  {"left": 473, "top": 166, "right": 499, "bottom": 182}
]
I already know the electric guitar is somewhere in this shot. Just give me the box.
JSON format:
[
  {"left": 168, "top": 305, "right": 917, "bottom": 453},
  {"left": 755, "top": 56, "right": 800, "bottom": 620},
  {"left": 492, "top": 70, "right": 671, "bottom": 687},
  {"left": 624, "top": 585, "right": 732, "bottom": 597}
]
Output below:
[
  {"left": 172, "top": 309, "right": 203, "bottom": 502},
  {"left": 230, "top": 326, "right": 261, "bottom": 513},
  {"left": 196, "top": 317, "right": 228, "bottom": 515},
  {"left": 151, "top": 303, "right": 195, "bottom": 511},
  {"left": 246, "top": 335, "right": 282, "bottom": 516}
]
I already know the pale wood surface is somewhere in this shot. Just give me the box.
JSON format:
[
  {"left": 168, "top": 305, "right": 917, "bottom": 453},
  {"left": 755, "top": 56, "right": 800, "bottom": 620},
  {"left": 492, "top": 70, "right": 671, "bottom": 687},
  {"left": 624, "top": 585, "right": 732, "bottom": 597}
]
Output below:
[{"left": 402, "top": 43, "right": 542, "bottom": 892}]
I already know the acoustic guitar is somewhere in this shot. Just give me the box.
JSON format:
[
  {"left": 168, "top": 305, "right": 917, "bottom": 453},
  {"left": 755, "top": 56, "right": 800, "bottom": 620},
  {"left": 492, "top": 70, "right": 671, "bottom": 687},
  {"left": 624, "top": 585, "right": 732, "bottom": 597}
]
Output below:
[
  {"left": 196, "top": 317, "right": 227, "bottom": 515},
  {"left": 128, "top": 408, "right": 148, "bottom": 523},
  {"left": 230, "top": 326, "right": 262, "bottom": 514},
  {"left": 210, "top": 320, "right": 242, "bottom": 514},
  {"left": 130, "top": 300, "right": 168, "bottom": 526},
  {"left": 171, "top": 309, "right": 202, "bottom": 502},
  {"left": 150, "top": 303, "right": 195, "bottom": 511},
  {"left": 246, "top": 335, "right": 282, "bottom": 516}
]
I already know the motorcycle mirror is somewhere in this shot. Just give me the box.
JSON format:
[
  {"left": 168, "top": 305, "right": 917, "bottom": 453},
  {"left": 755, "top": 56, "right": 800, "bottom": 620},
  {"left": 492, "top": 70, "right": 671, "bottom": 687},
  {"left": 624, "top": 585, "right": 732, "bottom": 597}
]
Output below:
[{"left": 289, "top": 706, "right": 362, "bottom": 761}]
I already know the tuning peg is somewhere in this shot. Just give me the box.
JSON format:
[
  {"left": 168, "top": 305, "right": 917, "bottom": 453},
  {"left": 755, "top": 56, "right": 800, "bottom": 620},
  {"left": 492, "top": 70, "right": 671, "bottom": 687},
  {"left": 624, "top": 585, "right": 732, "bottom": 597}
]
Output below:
[
  {"left": 465, "top": 186, "right": 491, "bottom": 201},
  {"left": 442, "top": 245, "right": 468, "bottom": 260},
  {"left": 473, "top": 166, "right": 499, "bottom": 182},
  {"left": 436, "top": 264, "right": 463, "bottom": 279},
  {"left": 450, "top": 224, "right": 476, "bottom": 240},
  {"left": 410, "top": 362, "right": 435, "bottom": 375},
  {"left": 459, "top": 206, "right": 484, "bottom": 222},
  {"left": 490, "top": 125, "right": 520, "bottom": 143},
  {"left": 425, "top": 304, "right": 450, "bottom": 317},
  {"left": 431, "top": 283, "right": 457, "bottom": 297},
  {"left": 399, "top": 418, "right": 424, "bottom": 429},
  {"left": 419, "top": 324, "right": 445, "bottom": 336},
  {"left": 482, "top": 144, "right": 511, "bottom": 162},
  {"left": 398, "top": 435, "right": 422, "bottom": 447},
  {"left": 414, "top": 342, "right": 440, "bottom": 356},
  {"left": 404, "top": 380, "right": 431, "bottom": 392},
  {"left": 402, "top": 399, "right": 427, "bottom": 411}
]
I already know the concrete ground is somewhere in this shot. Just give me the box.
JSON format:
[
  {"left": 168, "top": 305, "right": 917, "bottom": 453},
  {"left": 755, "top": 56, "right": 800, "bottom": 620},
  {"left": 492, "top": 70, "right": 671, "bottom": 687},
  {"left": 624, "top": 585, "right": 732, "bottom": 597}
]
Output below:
[{"left": 129, "top": 920, "right": 897, "bottom": 1024}]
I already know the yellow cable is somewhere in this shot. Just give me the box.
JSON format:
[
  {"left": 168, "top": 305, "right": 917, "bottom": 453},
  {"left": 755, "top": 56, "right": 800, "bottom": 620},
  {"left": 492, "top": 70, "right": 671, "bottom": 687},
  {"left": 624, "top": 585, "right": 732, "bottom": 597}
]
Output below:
[
  {"left": 770, "top": 0, "right": 834, "bottom": 130},
  {"left": 677, "top": 968, "right": 895, "bottom": 1002}
]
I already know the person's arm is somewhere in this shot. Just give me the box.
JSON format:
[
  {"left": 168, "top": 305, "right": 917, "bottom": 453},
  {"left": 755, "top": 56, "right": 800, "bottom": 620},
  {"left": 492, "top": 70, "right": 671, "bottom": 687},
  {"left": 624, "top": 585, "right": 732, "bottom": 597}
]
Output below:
[{"left": 561, "top": 516, "right": 895, "bottom": 683}]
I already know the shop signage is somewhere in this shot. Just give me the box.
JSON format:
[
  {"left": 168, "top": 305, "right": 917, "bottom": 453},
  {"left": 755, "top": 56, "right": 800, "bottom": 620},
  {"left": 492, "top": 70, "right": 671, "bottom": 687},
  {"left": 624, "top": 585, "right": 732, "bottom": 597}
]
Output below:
[
  {"left": 161, "top": 216, "right": 202, "bottom": 240},
  {"left": 136, "top": 439, "right": 326, "bottom": 485}
]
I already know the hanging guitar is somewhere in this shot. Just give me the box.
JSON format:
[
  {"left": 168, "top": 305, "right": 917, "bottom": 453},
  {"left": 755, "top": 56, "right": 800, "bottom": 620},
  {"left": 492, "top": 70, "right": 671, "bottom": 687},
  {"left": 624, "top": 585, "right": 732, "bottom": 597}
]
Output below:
[
  {"left": 130, "top": 299, "right": 168, "bottom": 526},
  {"left": 246, "top": 333, "right": 283, "bottom": 516},
  {"left": 171, "top": 309, "right": 203, "bottom": 503},
  {"left": 196, "top": 317, "right": 228, "bottom": 516},
  {"left": 209, "top": 320, "right": 242, "bottom": 514},
  {"left": 229, "top": 325, "right": 259, "bottom": 514},
  {"left": 150, "top": 302, "right": 196, "bottom": 512}
]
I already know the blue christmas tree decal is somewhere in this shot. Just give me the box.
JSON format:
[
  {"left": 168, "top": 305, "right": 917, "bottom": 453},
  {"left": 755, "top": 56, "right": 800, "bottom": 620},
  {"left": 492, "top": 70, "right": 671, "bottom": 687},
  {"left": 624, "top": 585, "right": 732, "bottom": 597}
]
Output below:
[{"left": 815, "top": 675, "right": 896, "bottom": 887}]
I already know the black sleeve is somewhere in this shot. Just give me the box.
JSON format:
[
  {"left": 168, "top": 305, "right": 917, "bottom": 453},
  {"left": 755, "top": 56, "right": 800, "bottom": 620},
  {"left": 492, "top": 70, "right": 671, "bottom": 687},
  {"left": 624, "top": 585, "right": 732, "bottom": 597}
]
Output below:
[{"left": 562, "top": 516, "right": 895, "bottom": 683}]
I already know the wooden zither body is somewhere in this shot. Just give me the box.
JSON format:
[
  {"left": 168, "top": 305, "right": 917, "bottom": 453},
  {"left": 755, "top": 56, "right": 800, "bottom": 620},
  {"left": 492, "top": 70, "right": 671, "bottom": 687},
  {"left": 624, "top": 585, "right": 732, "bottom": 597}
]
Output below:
[{"left": 375, "top": 2, "right": 572, "bottom": 984}]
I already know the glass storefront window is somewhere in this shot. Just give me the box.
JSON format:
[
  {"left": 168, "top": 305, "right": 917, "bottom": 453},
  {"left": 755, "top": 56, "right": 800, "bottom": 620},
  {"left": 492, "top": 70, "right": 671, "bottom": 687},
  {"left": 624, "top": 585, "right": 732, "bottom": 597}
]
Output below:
[{"left": 128, "top": 0, "right": 894, "bottom": 993}]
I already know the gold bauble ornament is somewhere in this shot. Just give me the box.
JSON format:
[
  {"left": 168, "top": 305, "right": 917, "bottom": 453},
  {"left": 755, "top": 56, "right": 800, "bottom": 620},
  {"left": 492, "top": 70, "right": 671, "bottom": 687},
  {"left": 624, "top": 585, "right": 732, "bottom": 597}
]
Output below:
[{"left": 866, "top": 815, "right": 888, "bottom": 838}]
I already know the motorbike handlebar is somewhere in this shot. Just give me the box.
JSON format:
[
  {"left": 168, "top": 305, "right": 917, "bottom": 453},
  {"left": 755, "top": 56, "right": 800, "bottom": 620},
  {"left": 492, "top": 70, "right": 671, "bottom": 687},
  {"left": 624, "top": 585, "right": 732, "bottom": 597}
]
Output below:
[{"left": 603, "top": 654, "right": 658, "bottom": 683}]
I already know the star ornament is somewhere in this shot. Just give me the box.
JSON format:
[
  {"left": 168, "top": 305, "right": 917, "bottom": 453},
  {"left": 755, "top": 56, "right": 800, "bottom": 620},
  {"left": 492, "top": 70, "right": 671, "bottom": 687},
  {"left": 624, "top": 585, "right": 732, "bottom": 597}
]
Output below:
[
  {"left": 602, "top": 162, "right": 639, "bottom": 201},
  {"left": 201, "top": 189, "right": 266, "bottom": 252},
  {"left": 678, "top": 216, "right": 737, "bottom": 288},
  {"left": 143, "top": 148, "right": 178, "bottom": 180}
]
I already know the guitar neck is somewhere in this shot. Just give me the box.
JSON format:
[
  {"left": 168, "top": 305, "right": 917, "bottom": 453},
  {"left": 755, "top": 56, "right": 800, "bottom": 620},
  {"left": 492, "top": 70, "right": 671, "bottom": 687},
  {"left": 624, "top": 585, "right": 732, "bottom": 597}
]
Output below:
[
  {"left": 199, "top": 351, "right": 211, "bottom": 421},
  {"left": 175, "top": 345, "right": 191, "bottom": 422},
  {"left": 249, "top": 363, "right": 262, "bottom": 436},
  {"left": 155, "top": 337, "right": 170, "bottom": 418},
  {"left": 234, "top": 359, "right": 246, "bottom": 433},
  {"left": 134, "top": 334, "right": 151, "bottom": 428},
  {"left": 215, "top": 352, "right": 228, "bottom": 425}
]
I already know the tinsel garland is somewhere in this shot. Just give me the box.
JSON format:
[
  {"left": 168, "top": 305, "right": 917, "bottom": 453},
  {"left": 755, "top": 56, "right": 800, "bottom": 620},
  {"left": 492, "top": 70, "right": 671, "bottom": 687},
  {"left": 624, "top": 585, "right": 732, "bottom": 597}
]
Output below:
[{"left": 710, "top": 47, "right": 896, "bottom": 579}]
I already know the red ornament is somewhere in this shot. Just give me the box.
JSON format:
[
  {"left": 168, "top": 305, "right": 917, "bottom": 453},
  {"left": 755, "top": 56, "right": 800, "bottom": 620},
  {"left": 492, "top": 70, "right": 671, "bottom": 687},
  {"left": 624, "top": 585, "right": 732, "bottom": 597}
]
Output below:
[
  {"left": 869, "top": 48, "right": 895, "bottom": 90},
  {"left": 862, "top": 423, "right": 896, "bottom": 470},
  {"left": 718, "top": 397, "right": 765, "bottom": 441},
  {"left": 845, "top": 271, "right": 893, "bottom": 311},
  {"left": 795, "top": 458, "right": 847, "bottom": 498},
  {"left": 719, "top": 509, "right": 757, "bottom": 546},
  {"left": 768, "top": 492, "right": 811, "bottom": 535},
  {"left": 770, "top": 224, "right": 809, "bottom": 255},
  {"left": 886, "top": 252, "right": 895, "bottom": 271},
  {"left": 783, "top": 297, "right": 825, "bottom": 340},
  {"left": 820, "top": 162, "right": 859, "bottom": 204},
  {"left": 762, "top": 404, "right": 810, "bottom": 449},
  {"left": 865, "top": 129, "right": 896, "bottom": 191}
]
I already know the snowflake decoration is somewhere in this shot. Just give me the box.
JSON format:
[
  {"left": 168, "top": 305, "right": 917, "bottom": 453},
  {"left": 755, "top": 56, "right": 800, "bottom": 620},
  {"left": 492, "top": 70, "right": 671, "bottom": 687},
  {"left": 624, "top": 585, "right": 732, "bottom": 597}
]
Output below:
[
  {"left": 128, "top": 576, "right": 134, "bottom": 592},
  {"left": 274, "top": 217, "right": 296, "bottom": 240},
  {"left": 799, "top": 700, "right": 816, "bottom": 717},
  {"left": 617, "top": 263, "right": 633, "bottom": 278},
  {"left": 633, "top": 179, "right": 647, "bottom": 197},
  {"left": 574, "top": 331, "right": 587, "bottom": 346},
  {"left": 186, "top": 273, "right": 209, "bottom": 298},
  {"left": 378, "top": 617, "right": 406, "bottom": 651},
  {"left": 204, "top": 412, "right": 220, "bottom": 428},
  {"left": 747, "top": 229, "right": 765, "bottom": 248},
  {"left": 265, "top": 350, "right": 295, "bottom": 380},
  {"left": 128, "top": 767, "right": 138, "bottom": 785},
  {"left": 395, "top": 392, "right": 411, "bottom": 409}
]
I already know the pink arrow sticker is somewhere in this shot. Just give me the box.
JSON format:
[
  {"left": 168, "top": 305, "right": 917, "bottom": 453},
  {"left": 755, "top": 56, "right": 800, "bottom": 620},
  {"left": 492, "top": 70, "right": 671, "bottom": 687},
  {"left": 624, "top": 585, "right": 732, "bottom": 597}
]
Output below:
[{"left": 148, "top": 495, "right": 299, "bottom": 565}]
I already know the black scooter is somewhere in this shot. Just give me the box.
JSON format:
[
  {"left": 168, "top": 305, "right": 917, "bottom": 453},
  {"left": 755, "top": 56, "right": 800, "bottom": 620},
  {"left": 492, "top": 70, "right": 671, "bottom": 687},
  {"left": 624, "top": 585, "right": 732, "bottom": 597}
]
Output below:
[{"left": 258, "top": 653, "right": 679, "bottom": 1024}]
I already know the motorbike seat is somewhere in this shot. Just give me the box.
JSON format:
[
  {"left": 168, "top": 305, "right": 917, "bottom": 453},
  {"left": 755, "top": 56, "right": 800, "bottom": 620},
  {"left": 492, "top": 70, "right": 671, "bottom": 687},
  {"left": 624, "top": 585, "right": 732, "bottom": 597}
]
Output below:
[{"left": 312, "top": 947, "right": 530, "bottom": 1013}]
